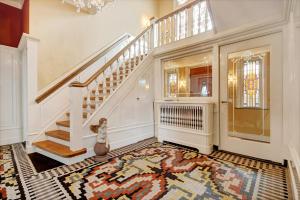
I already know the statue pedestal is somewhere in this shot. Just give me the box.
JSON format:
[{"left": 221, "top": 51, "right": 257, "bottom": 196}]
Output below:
[{"left": 93, "top": 142, "right": 110, "bottom": 162}]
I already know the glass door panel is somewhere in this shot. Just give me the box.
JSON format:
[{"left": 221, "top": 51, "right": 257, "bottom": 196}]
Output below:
[{"left": 227, "top": 47, "right": 270, "bottom": 143}]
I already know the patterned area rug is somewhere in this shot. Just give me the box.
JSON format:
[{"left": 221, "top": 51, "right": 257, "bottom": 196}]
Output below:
[
  {"left": 0, "top": 145, "right": 25, "bottom": 199},
  {"left": 0, "top": 138, "right": 290, "bottom": 200}
]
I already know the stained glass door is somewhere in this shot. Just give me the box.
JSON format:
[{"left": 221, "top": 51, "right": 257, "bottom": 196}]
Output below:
[
  {"left": 227, "top": 50, "right": 270, "bottom": 142},
  {"left": 219, "top": 34, "right": 283, "bottom": 163}
]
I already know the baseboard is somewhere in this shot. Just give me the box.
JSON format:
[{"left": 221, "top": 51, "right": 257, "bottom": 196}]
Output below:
[
  {"left": 288, "top": 160, "right": 300, "bottom": 200},
  {"left": 110, "top": 132, "right": 154, "bottom": 150},
  {"left": 159, "top": 137, "right": 213, "bottom": 154},
  {"left": 289, "top": 145, "right": 300, "bottom": 179}
]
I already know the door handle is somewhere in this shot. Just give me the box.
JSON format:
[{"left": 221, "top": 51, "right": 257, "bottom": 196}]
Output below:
[{"left": 221, "top": 101, "right": 228, "bottom": 104}]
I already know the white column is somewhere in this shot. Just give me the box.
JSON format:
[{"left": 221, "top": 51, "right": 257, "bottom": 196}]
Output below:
[
  {"left": 283, "top": 13, "right": 299, "bottom": 160},
  {"left": 18, "top": 34, "right": 40, "bottom": 152},
  {"left": 69, "top": 86, "right": 84, "bottom": 151}
]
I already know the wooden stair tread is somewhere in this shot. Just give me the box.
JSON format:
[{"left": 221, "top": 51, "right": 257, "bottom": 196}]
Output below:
[
  {"left": 56, "top": 120, "right": 70, "bottom": 127},
  {"left": 33, "top": 140, "right": 86, "bottom": 158},
  {"left": 45, "top": 130, "right": 70, "bottom": 141}
]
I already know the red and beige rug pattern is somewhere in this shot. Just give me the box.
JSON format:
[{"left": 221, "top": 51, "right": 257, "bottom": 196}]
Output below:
[
  {"left": 58, "top": 143, "right": 288, "bottom": 200},
  {"left": 0, "top": 139, "right": 290, "bottom": 199},
  {"left": 0, "top": 145, "right": 25, "bottom": 200}
]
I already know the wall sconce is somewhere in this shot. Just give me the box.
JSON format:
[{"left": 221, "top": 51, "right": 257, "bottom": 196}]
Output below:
[
  {"left": 179, "top": 80, "right": 186, "bottom": 89},
  {"left": 228, "top": 74, "right": 236, "bottom": 84},
  {"left": 142, "top": 16, "right": 151, "bottom": 27}
]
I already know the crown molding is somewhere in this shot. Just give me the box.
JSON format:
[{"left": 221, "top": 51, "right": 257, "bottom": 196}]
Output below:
[{"left": 0, "top": 0, "right": 24, "bottom": 9}]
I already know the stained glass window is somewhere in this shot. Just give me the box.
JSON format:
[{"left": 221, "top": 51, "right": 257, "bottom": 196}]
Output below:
[
  {"left": 243, "top": 60, "right": 261, "bottom": 107},
  {"left": 167, "top": 73, "right": 178, "bottom": 97}
]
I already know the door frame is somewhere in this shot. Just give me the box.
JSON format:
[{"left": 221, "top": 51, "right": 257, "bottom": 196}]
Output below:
[{"left": 219, "top": 33, "right": 283, "bottom": 163}]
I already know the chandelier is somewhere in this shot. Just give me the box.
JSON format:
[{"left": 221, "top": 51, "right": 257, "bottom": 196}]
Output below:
[{"left": 63, "top": 0, "right": 115, "bottom": 13}]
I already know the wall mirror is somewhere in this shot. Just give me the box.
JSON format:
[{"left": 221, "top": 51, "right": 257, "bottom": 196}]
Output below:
[{"left": 163, "top": 52, "right": 212, "bottom": 98}]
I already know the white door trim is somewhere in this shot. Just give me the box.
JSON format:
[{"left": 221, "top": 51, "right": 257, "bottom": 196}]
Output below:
[{"left": 219, "top": 33, "right": 283, "bottom": 163}]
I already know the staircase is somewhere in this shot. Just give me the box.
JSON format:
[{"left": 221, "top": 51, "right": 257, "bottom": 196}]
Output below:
[
  {"left": 30, "top": 0, "right": 212, "bottom": 164},
  {"left": 32, "top": 53, "right": 150, "bottom": 163}
]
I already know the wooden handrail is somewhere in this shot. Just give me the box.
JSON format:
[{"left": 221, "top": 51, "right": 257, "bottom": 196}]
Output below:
[
  {"left": 35, "top": 34, "right": 131, "bottom": 103},
  {"left": 155, "top": 0, "right": 200, "bottom": 22},
  {"left": 70, "top": 26, "right": 152, "bottom": 88}
]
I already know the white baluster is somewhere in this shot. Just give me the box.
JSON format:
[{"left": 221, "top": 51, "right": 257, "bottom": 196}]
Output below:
[
  {"left": 197, "top": 106, "right": 199, "bottom": 130},
  {"left": 136, "top": 40, "right": 140, "bottom": 64},
  {"left": 193, "top": 106, "right": 196, "bottom": 130},
  {"left": 94, "top": 77, "right": 100, "bottom": 107},
  {"left": 157, "top": 21, "right": 161, "bottom": 46},
  {"left": 161, "top": 105, "right": 163, "bottom": 125},
  {"left": 170, "top": 16, "right": 174, "bottom": 42},
  {"left": 130, "top": 45, "right": 134, "bottom": 70},
  {"left": 163, "top": 19, "right": 167, "bottom": 45},
  {"left": 175, "top": 106, "right": 177, "bottom": 127},
  {"left": 197, "top": 3, "right": 201, "bottom": 34},
  {"left": 144, "top": 32, "right": 148, "bottom": 54},
  {"left": 160, "top": 104, "right": 165, "bottom": 125},
  {"left": 86, "top": 86, "right": 91, "bottom": 118},
  {"left": 109, "top": 73, "right": 113, "bottom": 94},
  {"left": 187, "top": 6, "right": 193, "bottom": 37},
  {"left": 189, "top": 106, "right": 192, "bottom": 129},
  {"left": 171, "top": 105, "right": 174, "bottom": 126}
]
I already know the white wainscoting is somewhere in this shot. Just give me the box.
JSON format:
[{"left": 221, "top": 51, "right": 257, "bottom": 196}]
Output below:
[
  {"left": 80, "top": 55, "right": 155, "bottom": 153},
  {"left": 0, "top": 45, "right": 22, "bottom": 145}
]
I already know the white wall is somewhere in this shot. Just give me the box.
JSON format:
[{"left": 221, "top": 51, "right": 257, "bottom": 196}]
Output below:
[
  {"left": 0, "top": 45, "right": 22, "bottom": 145},
  {"left": 156, "top": 0, "right": 174, "bottom": 17},
  {"left": 30, "top": 0, "right": 159, "bottom": 90},
  {"left": 295, "top": 15, "right": 300, "bottom": 163}
]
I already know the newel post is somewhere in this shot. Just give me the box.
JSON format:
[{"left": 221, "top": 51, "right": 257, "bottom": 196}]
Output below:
[
  {"left": 18, "top": 34, "right": 40, "bottom": 152},
  {"left": 69, "top": 85, "right": 84, "bottom": 151}
]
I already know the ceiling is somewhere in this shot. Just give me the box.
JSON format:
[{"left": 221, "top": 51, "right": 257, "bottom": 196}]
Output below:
[
  {"left": 0, "top": 0, "right": 24, "bottom": 9},
  {"left": 208, "top": 0, "right": 289, "bottom": 32}
]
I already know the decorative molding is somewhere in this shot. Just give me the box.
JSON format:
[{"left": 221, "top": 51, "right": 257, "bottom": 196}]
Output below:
[
  {"left": 159, "top": 125, "right": 211, "bottom": 136},
  {"left": 288, "top": 160, "right": 300, "bottom": 200},
  {"left": 289, "top": 145, "right": 300, "bottom": 200},
  {"left": 0, "top": 45, "right": 22, "bottom": 145},
  {"left": 290, "top": 145, "right": 300, "bottom": 183}
]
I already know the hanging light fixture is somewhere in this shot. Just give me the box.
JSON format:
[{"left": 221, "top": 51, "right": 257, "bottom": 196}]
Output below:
[{"left": 63, "top": 0, "right": 115, "bottom": 13}]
